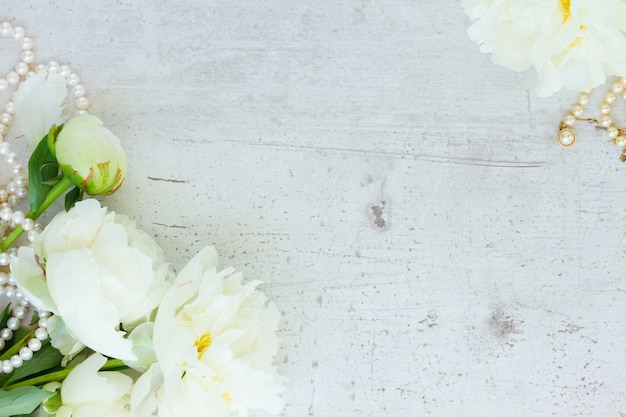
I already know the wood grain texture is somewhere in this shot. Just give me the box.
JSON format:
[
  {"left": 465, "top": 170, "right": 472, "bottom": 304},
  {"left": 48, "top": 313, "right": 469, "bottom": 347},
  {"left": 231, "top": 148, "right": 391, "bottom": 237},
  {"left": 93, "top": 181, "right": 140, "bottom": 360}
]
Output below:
[{"left": 2, "top": 1, "right": 626, "bottom": 416}]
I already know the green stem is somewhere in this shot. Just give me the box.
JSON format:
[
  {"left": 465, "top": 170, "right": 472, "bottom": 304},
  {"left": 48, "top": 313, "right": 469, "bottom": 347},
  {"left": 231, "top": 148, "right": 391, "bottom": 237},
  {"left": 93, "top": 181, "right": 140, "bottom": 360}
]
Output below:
[
  {"left": 4, "top": 359, "right": 128, "bottom": 390},
  {"left": 0, "top": 177, "right": 73, "bottom": 252}
]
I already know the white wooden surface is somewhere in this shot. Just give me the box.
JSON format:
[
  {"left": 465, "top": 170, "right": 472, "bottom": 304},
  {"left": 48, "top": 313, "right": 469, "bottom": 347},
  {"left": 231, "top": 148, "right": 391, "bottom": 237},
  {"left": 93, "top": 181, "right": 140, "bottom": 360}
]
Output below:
[{"left": 3, "top": 1, "right": 626, "bottom": 416}]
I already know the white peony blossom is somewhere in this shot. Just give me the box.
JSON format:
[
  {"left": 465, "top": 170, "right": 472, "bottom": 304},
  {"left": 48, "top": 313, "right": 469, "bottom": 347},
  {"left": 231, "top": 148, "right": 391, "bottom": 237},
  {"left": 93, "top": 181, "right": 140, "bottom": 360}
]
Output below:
[
  {"left": 130, "top": 246, "right": 284, "bottom": 417},
  {"left": 463, "top": 0, "right": 626, "bottom": 96},
  {"left": 11, "top": 199, "right": 172, "bottom": 361},
  {"left": 40, "top": 353, "right": 133, "bottom": 417},
  {"left": 13, "top": 72, "right": 67, "bottom": 145}
]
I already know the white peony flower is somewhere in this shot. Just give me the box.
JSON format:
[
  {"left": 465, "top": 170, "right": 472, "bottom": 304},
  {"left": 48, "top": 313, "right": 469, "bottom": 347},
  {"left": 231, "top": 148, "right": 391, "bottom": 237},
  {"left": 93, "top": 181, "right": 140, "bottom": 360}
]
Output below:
[
  {"left": 131, "top": 246, "right": 284, "bottom": 417},
  {"left": 55, "top": 115, "right": 127, "bottom": 195},
  {"left": 10, "top": 199, "right": 172, "bottom": 361},
  {"left": 13, "top": 72, "right": 67, "bottom": 145},
  {"left": 463, "top": 0, "right": 626, "bottom": 96},
  {"left": 40, "top": 353, "right": 133, "bottom": 417}
]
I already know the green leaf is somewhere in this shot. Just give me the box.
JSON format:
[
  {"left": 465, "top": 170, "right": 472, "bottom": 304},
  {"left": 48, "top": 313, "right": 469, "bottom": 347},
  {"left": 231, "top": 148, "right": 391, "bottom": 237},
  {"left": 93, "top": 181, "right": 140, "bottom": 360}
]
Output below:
[
  {"left": 64, "top": 187, "right": 83, "bottom": 211},
  {"left": 4, "top": 342, "right": 63, "bottom": 386},
  {"left": 0, "top": 386, "right": 53, "bottom": 417},
  {"left": 28, "top": 128, "right": 61, "bottom": 215},
  {"left": 0, "top": 304, "right": 11, "bottom": 331},
  {"left": 29, "top": 312, "right": 39, "bottom": 327}
]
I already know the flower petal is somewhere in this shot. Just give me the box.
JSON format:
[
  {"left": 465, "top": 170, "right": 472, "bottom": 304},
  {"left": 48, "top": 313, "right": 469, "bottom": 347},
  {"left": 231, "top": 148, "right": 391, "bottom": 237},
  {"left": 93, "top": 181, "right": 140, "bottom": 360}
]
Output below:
[{"left": 13, "top": 72, "right": 67, "bottom": 145}]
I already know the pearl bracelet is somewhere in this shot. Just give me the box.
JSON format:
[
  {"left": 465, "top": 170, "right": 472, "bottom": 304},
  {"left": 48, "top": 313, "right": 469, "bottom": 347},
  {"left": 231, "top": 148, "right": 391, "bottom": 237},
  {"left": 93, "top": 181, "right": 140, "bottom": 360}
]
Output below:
[{"left": 558, "top": 77, "right": 626, "bottom": 161}]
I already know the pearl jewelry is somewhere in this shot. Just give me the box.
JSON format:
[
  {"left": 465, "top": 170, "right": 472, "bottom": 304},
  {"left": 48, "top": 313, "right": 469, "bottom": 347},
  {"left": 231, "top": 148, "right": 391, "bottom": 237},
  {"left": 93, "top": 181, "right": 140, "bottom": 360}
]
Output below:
[
  {"left": 0, "top": 274, "right": 52, "bottom": 373},
  {"left": 558, "top": 77, "right": 626, "bottom": 160},
  {"left": 0, "top": 21, "right": 92, "bottom": 248},
  {"left": 0, "top": 21, "right": 95, "bottom": 376}
]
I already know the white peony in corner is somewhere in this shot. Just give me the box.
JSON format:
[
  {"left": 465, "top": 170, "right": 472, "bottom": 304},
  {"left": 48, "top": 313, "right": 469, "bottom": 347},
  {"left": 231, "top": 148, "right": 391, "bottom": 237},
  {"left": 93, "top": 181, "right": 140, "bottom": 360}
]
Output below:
[
  {"left": 10, "top": 199, "right": 173, "bottom": 361},
  {"left": 40, "top": 354, "right": 133, "bottom": 417},
  {"left": 463, "top": 0, "right": 626, "bottom": 96},
  {"left": 130, "top": 246, "right": 284, "bottom": 417}
]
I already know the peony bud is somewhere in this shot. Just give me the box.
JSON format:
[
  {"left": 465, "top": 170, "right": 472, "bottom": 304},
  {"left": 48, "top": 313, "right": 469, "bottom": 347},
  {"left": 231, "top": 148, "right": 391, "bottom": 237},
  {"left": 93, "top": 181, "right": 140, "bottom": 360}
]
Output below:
[{"left": 55, "top": 115, "right": 127, "bottom": 195}]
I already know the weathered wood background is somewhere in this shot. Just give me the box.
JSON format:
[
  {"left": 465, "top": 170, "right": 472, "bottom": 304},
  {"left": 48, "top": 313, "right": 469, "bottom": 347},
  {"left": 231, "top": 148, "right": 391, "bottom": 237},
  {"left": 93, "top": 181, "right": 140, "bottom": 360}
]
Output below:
[{"left": 3, "top": 1, "right": 626, "bottom": 416}]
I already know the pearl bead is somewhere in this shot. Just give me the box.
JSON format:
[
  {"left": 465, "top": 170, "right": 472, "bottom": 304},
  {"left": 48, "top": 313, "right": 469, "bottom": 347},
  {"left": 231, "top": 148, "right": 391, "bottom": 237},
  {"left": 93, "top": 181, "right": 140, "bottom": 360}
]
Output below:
[
  {"left": 19, "top": 347, "right": 32, "bottom": 360},
  {"left": 13, "top": 306, "right": 26, "bottom": 319},
  {"left": 35, "top": 328, "right": 48, "bottom": 340},
  {"left": 616, "top": 136, "right": 626, "bottom": 147},
  {"left": 601, "top": 115, "right": 612, "bottom": 127},
  {"left": 20, "top": 37, "right": 33, "bottom": 50},
  {"left": 76, "top": 96, "right": 89, "bottom": 110},
  {"left": 38, "top": 310, "right": 51, "bottom": 318},
  {"left": 10, "top": 355, "right": 22, "bottom": 368},
  {"left": 58, "top": 65, "right": 71, "bottom": 78},
  {"left": 0, "top": 328, "right": 13, "bottom": 340},
  {"left": 6, "top": 72, "right": 19, "bottom": 85},
  {"left": 0, "top": 79, "right": 7, "bottom": 91},
  {"left": 0, "top": 253, "right": 10, "bottom": 267},
  {"left": 612, "top": 82, "right": 623, "bottom": 94},
  {"left": 600, "top": 103, "right": 611, "bottom": 115},
  {"left": 14, "top": 62, "right": 28, "bottom": 76},
  {"left": 572, "top": 105, "right": 584, "bottom": 117},
  {"left": 0, "top": 142, "right": 11, "bottom": 156},
  {"left": 35, "top": 64, "right": 46, "bottom": 73},
  {"left": 3, "top": 285, "right": 13, "bottom": 298},
  {"left": 578, "top": 93, "right": 590, "bottom": 106},
  {"left": 73, "top": 84, "right": 86, "bottom": 97},
  {"left": 605, "top": 92, "right": 616, "bottom": 104},
  {"left": 47, "top": 61, "right": 60, "bottom": 73},
  {"left": 28, "top": 338, "right": 42, "bottom": 352},
  {"left": 0, "top": 339, "right": 5, "bottom": 350},
  {"left": 4, "top": 101, "right": 14, "bottom": 114},
  {"left": 8, "top": 195, "right": 19, "bottom": 207},
  {"left": 11, "top": 211, "right": 24, "bottom": 224},
  {"left": 0, "top": 125, "right": 7, "bottom": 135},
  {"left": 67, "top": 73, "right": 80, "bottom": 86},
  {"left": 38, "top": 317, "right": 48, "bottom": 328},
  {"left": 558, "top": 129, "right": 575, "bottom": 146},
  {"left": 6, "top": 318, "right": 19, "bottom": 331},
  {"left": 608, "top": 126, "right": 619, "bottom": 138},
  {"left": 1, "top": 360, "right": 13, "bottom": 374},
  {"left": 76, "top": 110, "right": 89, "bottom": 116},
  {"left": 0, "top": 22, "right": 13, "bottom": 37},
  {"left": 21, "top": 218, "right": 34, "bottom": 232},
  {"left": 563, "top": 114, "right": 576, "bottom": 126},
  {"left": 27, "top": 230, "right": 39, "bottom": 243},
  {"left": 12, "top": 26, "right": 25, "bottom": 40},
  {"left": 21, "top": 50, "right": 34, "bottom": 64},
  {"left": 0, "top": 207, "right": 13, "bottom": 221}
]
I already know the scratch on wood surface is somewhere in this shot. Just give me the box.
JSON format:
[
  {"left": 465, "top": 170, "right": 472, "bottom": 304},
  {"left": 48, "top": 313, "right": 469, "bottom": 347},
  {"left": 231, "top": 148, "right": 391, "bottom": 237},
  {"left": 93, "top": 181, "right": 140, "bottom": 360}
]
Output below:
[
  {"left": 247, "top": 142, "right": 545, "bottom": 168},
  {"left": 147, "top": 176, "right": 189, "bottom": 183},
  {"left": 152, "top": 222, "right": 188, "bottom": 229}
]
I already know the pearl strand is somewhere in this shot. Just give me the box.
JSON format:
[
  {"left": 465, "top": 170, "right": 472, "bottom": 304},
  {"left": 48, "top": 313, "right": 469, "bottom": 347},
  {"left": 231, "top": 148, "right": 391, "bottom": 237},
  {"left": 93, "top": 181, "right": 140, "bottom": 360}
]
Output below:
[
  {"left": 557, "top": 91, "right": 590, "bottom": 147},
  {"left": 599, "top": 78, "right": 626, "bottom": 155},
  {"left": 0, "top": 271, "right": 49, "bottom": 374},
  {"left": 558, "top": 77, "right": 626, "bottom": 161},
  {"left": 0, "top": 20, "right": 90, "bottom": 251},
  {"left": 0, "top": 21, "right": 90, "bottom": 374}
]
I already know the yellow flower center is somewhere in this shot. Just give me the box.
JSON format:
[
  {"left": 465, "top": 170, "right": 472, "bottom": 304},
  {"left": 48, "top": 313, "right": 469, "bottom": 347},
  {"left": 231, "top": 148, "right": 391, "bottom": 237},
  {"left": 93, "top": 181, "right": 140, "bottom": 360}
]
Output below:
[
  {"left": 194, "top": 333, "right": 212, "bottom": 359},
  {"left": 560, "top": 0, "right": 571, "bottom": 22}
]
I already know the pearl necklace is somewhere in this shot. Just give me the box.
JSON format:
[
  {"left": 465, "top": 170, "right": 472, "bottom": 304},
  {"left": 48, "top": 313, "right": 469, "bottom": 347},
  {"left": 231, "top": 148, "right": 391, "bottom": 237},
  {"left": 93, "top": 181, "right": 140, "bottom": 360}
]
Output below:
[
  {"left": 0, "top": 20, "right": 91, "bottom": 373},
  {"left": 558, "top": 77, "right": 626, "bottom": 160}
]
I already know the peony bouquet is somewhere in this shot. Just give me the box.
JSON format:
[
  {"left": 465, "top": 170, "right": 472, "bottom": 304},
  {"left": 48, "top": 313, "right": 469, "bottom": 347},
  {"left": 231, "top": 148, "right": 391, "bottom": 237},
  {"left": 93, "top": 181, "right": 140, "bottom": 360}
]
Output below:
[
  {"left": 462, "top": 0, "right": 626, "bottom": 96},
  {"left": 0, "top": 21, "right": 284, "bottom": 417}
]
